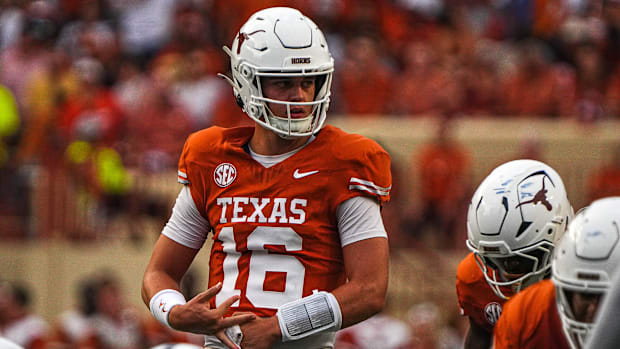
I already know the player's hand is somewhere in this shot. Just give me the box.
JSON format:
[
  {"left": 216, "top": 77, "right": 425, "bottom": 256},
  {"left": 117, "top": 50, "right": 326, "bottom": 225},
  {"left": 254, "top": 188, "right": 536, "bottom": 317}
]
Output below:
[
  {"left": 168, "top": 282, "right": 255, "bottom": 342},
  {"left": 238, "top": 315, "right": 281, "bottom": 349}
]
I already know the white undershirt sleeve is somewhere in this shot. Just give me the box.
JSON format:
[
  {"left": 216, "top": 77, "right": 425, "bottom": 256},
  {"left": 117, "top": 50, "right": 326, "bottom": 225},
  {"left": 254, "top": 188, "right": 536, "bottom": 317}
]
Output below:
[
  {"left": 337, "top": 196, "right": 388, "bottom": 247},
  {"left": 161, "top": 186, "right": 210, "bottom": 249}
]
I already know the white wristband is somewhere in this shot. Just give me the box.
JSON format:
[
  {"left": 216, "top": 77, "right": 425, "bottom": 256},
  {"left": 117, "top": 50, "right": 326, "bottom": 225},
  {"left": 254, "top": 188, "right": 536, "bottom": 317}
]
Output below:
[
  {"left": 149, "top": 289, "right": 187, "bottom": 329},
  {"left": 276, "top": 290, "right": 342, "bottom": 342}
]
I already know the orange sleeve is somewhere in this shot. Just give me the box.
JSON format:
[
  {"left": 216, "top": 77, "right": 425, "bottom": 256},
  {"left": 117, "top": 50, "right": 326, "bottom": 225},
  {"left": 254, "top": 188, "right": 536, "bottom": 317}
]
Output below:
[
  {"left": 177, "top": 133, "right": 192, "bottom": 185},
  {"left": 333, "top": 135, "right": 392, "bottom": 206},
  {"left": 455, "top": 253, "right": 508, "bottom": 333},
  {"left": 177, "top": 129, "right": 215, "bottom": 218},
  {"left": 455, "top": 256, "right": 472, "bottom": 316}
]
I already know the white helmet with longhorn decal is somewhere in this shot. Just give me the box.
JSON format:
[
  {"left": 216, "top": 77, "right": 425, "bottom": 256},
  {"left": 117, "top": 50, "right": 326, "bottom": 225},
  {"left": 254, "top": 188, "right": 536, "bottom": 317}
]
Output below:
[
  {"left": 219, "top": 7, "right": 334, "bottom": 138},
  {"left": 466, "top": 159, "right": 573, "bottom": 299}
]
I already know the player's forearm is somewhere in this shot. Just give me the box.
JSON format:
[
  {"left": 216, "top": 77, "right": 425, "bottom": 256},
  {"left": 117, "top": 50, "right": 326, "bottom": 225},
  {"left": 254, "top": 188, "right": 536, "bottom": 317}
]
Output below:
[
  {"left": 141, "top": 269, "right": 183, "bottom": 307},
  {"left": 332, "top": 277, "right": 387, "bottom": 328},
  {"left": 335, "top": 237, "right": 389, "bottom": 328},
  {"left": 142, "top": 235, "right": 199, "bottom": 306}
]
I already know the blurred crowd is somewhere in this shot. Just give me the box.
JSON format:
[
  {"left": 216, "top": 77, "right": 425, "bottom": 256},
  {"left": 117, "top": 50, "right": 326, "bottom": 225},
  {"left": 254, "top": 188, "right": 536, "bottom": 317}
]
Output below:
[
  {"left": 1, "top": 0, "right": 620, "bottom": 242},
  {"left": 2, "top": 1, "right": 620, "bottom": 348},
  {"left": 0, "top": 273, "right": 465, "bottom": 349},
  {"left": 0, "top": 271, "right": 206, "bottom": 349}
]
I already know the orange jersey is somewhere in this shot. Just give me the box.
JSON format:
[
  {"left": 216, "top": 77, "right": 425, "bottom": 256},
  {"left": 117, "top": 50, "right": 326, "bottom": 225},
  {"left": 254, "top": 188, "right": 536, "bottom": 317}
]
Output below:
[
  {"left": 178, "top": 125, "right": 391, "bottom": 317},
  {"left": 494, "top": 279, "right": 570, "bottom": 349},
  {"left": 456, "top": 252, "right": 513, "bottom": 333}
]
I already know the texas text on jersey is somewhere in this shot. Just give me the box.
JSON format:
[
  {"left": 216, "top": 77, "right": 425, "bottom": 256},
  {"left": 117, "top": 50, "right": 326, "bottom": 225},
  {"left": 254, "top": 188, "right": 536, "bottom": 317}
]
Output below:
[{"left": 177, "top": 125, "right": 391, "bottom": 317}]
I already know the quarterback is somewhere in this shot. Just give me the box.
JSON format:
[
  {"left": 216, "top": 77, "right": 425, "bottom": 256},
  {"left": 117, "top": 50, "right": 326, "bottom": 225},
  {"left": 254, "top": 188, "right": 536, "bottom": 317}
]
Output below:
[
  {"left": 494, "top": 197, "right": 620, "bottom": 349},
  {"left": 456, "top": 159, "right": 573, "bottom": 348},
  {"left": 142, "top": 7, "right": 391, "bottom": 349}
]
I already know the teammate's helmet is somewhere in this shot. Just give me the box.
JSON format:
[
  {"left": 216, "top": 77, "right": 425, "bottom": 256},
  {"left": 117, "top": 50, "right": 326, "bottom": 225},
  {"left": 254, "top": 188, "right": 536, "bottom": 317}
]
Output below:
[
  {"left": 467, "top": 159, "right": 573, "bottom": 299},
  {"left": 552, "top": 197, "right": 620, "bottom": 349},
  {"left": 220, "top": 7, "right": 334, "bottom": 138}
]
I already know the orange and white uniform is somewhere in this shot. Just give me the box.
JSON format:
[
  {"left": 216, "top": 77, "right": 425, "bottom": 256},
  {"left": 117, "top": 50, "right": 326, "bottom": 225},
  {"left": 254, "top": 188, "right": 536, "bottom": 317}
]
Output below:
[
  {"left": 456, "top": 252, "right": 513, "bottom": 333},
  {"left": 164, "top": 125, "right": 391, "bottom": 347},
  {"left": 493, "top": 279, "right": 570, "bottom": 349}
]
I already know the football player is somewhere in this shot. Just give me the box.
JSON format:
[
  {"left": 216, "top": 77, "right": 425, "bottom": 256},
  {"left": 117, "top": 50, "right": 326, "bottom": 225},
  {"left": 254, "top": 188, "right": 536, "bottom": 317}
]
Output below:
[
  {"left": 142, "top": 7, "right": 391, "bottom": 349},
  {"left": 494, "top": 197, "right": 620, "bottom": 349},
  {"left": 585, "top": 264, "right": 620, "bottom": 348},
  {"left": 456, "top": 159, "right": 573, "bottom": 348}
]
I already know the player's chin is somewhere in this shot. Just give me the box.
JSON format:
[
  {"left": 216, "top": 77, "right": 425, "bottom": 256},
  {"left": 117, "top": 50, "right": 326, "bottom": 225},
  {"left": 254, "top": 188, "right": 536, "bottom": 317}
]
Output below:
[
  {"left": 290, "top": 112, "right": 310, "bottom": 119},
  {"left": 503, "top": 272, "right": 524, "bottom": 281},
  {"left": 290, "top": 107, "right": 312, "bottom": 118}
]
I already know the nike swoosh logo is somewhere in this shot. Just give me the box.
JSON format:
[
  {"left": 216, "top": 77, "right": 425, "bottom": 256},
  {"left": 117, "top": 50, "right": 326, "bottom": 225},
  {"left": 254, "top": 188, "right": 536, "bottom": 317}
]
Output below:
[{"left": 293, "top": 169, "right": 319, "bottom": 179}]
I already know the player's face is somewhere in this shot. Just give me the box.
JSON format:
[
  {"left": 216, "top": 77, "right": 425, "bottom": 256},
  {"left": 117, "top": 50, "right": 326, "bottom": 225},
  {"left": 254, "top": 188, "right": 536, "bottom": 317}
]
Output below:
[
  {"left": 568, "top": 291, "right": 602, "bottom": 323},
  {"left": 487, "top": 248, "right": 547, "bottom": 281},
  {"left": 261, "top": 76, "right": 316, "bottom": 118},
  {"left": 488, "top": 255, "right": 534, "bottom": 281}
]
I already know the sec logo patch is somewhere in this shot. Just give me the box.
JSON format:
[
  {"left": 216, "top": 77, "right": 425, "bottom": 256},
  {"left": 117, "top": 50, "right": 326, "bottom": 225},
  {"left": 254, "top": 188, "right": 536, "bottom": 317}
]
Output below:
[
  {"left": 484, "top": 302, "right": 502, "bottom": 325},
  {"left": 214, "top": 163, "right": 237, "bottom": 188}
]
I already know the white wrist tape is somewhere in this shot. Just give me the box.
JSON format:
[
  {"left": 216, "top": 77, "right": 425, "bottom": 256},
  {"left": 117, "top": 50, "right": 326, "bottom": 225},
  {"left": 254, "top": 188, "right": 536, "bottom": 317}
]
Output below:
[
  {"left": 225, "top": 324, "right": 243, "bottom": 346},
  {"left": 276, "top": 290, "right": 342, "bottom": 342},
  {"left": 149, "top": 289, "right": 187, "bottom": 329}
]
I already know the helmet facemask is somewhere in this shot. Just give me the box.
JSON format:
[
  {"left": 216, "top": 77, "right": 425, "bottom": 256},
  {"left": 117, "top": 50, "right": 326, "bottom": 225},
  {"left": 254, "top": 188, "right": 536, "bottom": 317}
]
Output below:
[
  {"left": 551, "top": 197, "right": 620, "bottom": 349},
  {"left": 468, "top": 239, "right": 554, "bottom": 299},
  {"left": 250, "top": 69, "right": 332, "bottom": 139},
  {"left": 555, "top": 286, "right": 603, "bottom": 349}
]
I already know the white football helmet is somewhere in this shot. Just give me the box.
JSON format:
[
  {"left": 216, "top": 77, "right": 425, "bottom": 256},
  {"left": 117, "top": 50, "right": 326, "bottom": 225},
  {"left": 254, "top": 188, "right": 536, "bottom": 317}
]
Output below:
[
  {"left": 219, "top": 7, "right": 334, "bottom": 138},
  {"left": 552, "top": 197, "right": 620, "bottom": 349},
  {"left": 467, "top": 159, "right": 573, "bottom": 299}
]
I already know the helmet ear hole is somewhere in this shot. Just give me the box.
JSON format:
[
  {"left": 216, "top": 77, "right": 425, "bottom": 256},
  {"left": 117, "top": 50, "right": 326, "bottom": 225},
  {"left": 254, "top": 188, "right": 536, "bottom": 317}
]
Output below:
[
  {"left": 241, "top": 65, "right": 253, "bottom": 79},
  {"left": 249, "top": 105, "right": 260, "bottom": 117}
]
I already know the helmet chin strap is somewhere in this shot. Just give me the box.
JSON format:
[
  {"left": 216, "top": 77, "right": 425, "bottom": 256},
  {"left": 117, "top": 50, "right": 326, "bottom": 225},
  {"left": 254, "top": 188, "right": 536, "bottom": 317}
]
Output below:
[
  {"left": 262, "top": 103, "right": 315, "bottom": 138},
  {"left": 268, "top": 114, "right": 313, "bottom": 138}
]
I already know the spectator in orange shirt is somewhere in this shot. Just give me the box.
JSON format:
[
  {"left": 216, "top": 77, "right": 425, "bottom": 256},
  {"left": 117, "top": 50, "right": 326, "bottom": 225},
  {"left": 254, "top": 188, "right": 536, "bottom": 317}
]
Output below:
[
  {"left": 410, "top": 116, "right": 471, "bottom": 248},
  {"left": 122, "top": 82, "right": 192, "bottom": 173},
  {"left": 336, "top": 34, "right": 394, "bottom": 115},
  {"left": 570, "top": 41, "right": 609, "bottom": 122},
  {"left": 16, "top": 50, "right": 79, "bottom": 166},
  {"left": 462, "top": 48, "right": 502, "bottom": 116},
  {"left": 500, "top": 39, "right": 575, "bottom": 117},
  {"left": 391, "top": 41, "right": 445, "bottom": 116}
]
